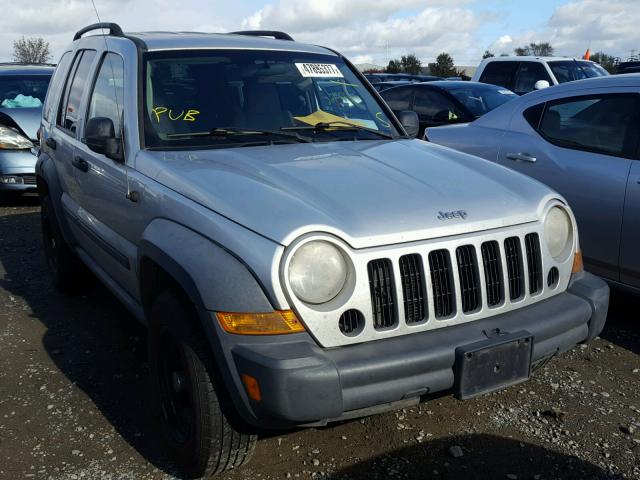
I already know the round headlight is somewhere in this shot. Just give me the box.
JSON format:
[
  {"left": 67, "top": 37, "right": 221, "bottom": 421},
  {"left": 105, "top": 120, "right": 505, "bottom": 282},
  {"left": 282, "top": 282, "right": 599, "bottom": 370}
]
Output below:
[
  {"left": 544, "top": 206, "right": 573, "bottom": 259},
  {"left": 288, "top": 241, "right": 348, "bottom": 304}
]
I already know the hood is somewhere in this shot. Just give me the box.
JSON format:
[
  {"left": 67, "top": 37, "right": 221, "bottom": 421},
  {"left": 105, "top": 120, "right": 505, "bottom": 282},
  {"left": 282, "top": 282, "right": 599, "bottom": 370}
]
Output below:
[
  {"left": 0, "top": 107, "right": 42, "bottom": 140},
  {"left": 136, "top": 139, "right": 557, "bottom": 248}
]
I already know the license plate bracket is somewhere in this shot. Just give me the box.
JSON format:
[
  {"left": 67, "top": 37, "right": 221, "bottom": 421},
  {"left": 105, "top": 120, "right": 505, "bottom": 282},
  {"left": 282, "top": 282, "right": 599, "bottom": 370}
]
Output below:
[{"left": 454, "top": 331, "right": 533, "bottom": 400}]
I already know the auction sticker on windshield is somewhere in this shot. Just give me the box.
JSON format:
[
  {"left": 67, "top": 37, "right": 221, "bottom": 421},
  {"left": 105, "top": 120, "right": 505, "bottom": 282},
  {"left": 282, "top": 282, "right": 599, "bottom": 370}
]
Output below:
[{"left": 295, "top": 63, "right": 344, "bottom": 78}]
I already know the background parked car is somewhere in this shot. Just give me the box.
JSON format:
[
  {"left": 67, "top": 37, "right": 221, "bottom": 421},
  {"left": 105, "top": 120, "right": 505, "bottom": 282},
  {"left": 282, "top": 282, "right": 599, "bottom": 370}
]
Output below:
[
  {"left": 472, "top": 57, "right": 608, "bottom": 95},
  {"left": 372, "top": 80, "right": 412, "bottom": 92},
  {"left": 381, "top": 81, "right": 517, "bottom": 136},
  {"left": 0, "top": 63, "right": 54, "bottom": 198},
  {"left": 616, "top": 61, "right": 640, "bottom": 74},
  {"left": 425, "top": 75, "right": 640, "bottom": 293},
  {"left": 365, "top": 73, "right": 442, "bottom": 83}
]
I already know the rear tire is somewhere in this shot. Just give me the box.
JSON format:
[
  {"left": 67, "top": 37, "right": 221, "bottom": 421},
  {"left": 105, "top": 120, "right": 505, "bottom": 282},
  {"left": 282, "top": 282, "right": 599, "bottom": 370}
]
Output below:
[
  {"left": 148, "top": 291, "right": 256, "bottom": 478},
  {"left": 40, "top": 194, "right": 91, "bottom": 292}
]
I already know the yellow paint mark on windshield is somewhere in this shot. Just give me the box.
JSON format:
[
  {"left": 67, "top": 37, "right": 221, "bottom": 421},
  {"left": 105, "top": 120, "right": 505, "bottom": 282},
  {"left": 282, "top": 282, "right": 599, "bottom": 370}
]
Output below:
[
  {"left": 294, "top": 109, "right": 368, "bottom": 128},
  {"left": 184, "top": 109, "right": 200, "bottom": 121},
  {"left": 152, "top": 106, "right": 201, "bottom": 123},
  {"left": 329, "top": 80, "right": 359, "bottom": 88},
  {"left": 168, "top": 110, "right": 184, "bottom": 121},
  {"left": 375, "top": 112, "right": 390, "bottom": 127},
  {"left": 151, "top": 107, "right": 167, "bottom": 122}
]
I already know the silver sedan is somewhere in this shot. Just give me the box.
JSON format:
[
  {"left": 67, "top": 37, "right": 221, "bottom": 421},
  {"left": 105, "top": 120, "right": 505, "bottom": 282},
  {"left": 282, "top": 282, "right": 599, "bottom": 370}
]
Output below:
[{"left": 425, "top": 74, "right": 640, "bottom": 293}]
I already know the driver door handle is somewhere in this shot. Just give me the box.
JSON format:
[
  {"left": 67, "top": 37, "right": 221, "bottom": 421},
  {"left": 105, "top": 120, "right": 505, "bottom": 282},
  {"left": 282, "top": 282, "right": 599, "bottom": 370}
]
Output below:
[
  {"left": 506, "top": 152, "right": 537, "bottom": 163},
  {"left": 72, "top": 156, "right": 89, "bottom": 173},
  {"left": 45, "top": 137, "right": 56, "bottom": 149}
]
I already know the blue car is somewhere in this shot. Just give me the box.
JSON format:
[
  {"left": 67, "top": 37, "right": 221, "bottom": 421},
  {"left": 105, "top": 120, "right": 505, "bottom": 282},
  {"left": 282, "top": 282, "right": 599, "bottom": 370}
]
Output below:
[{"left": 0, "top": 64, "right": 54, "bottom": 197}]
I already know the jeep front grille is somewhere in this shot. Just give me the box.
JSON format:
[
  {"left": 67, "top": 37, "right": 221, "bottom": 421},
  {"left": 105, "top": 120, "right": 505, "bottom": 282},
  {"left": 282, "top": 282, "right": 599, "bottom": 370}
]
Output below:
[
  {"left": 366, "top": 232, "right": 543, "bottom": 329},
  {"left": 367, "top": 258, "right": 397, "bottom": 330},
  {"left": 428, "top": 249, "right": 455, "bottom": 318},
  {"left": 456, "top": 245, "right": 480, "bottom": 313},
  {"left": 481, "top": 241, "right": 504, "bottom": 307},
  {"left": 525, "top": 233, "right": 542, "bottom": 295},
  {"left": 399, "top": 254, "right": 426, "bottom": 324},
  {"left": 504, "top": 237, "right": 524, "bottom": 301}
]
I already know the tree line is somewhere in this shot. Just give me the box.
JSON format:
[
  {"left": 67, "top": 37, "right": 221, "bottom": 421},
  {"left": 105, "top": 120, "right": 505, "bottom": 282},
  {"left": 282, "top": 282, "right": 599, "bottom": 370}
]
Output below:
[
  {"left": 380, "top": 53, "right": 469, "bottom": 78},
  {"left": 376, "top": 42, "right": 620, "bottom": 77}
]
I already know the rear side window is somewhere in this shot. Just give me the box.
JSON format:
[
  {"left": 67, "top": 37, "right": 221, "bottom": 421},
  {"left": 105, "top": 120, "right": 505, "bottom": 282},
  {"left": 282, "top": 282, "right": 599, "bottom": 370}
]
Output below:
[
  {"left": 513, "top": 62, "right": 552, "bottom": 95},
  {"left": 57, "top": 49, "right": 96, "bottom": 135},
  {"left": 382, "top": 87, "right": 413, "bottom": 111},
  {"left": 43, "top": 52, "right": 71, "bottom": 122},
  {"left": 86, "top": 53, "right": 124, "bottom": 138},
  {"left": 413, "top": 89, "right": 459, "bottom": 122},
  {"left": 523, "top": 103, "right": 545, "bottom": 130},
  {"left": 479, "top": 61, "right": 519, "bottom": 90},
  {"left": 537, "top": 94, "right": 639, "bottom": 158}
]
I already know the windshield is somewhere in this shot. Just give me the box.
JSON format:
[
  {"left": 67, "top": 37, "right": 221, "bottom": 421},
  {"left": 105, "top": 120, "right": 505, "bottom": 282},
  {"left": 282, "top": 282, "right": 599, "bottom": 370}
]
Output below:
[
  {"left": 447, "top": 84, "right": 517, "bottom": 117},
  {"left": 548, "top": 60, "right": 608, "bottom": 84},
  {"left": 143, "top": 50, "right": 399, "bottom": 149},
  {"left": 0, "top": 74, "right": 51, "bottom": 108}
]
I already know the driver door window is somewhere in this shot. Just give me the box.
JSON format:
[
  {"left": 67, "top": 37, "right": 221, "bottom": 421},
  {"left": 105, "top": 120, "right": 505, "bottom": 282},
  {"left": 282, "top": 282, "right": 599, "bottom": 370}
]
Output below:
[
  {"left": 382, "top": 87, "right": 413, "bottom": 113},
  {"left": 413, "top": 89, "right": 459, "bottom": 125},
  {"left": 513, "top": 62, "right": 552, "bottom": 95},
  {"left": 86, "top": 52, "right": 124, "bottom": 139}
]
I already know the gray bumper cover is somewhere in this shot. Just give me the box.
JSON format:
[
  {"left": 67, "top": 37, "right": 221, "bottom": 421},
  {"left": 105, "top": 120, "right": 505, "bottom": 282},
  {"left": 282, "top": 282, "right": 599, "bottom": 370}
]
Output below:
[{"left": 225, "top": 272, "right": 609, "bottom": 428}]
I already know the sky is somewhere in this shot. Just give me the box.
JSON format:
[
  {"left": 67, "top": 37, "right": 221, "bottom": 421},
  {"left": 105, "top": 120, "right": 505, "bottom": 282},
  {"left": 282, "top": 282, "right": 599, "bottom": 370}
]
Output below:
[{"left": 1, "top": 0, "right": 639, "bottom": 66}]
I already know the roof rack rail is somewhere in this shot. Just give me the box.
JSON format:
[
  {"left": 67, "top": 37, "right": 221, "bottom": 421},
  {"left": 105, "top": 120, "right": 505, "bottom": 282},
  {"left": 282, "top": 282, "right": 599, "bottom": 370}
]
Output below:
[
  {"left": 230, "top": 30, "right": 294, "bottom": 41},
  {"left": 74, "top": 22, "right": 124, "bottom": 41}
]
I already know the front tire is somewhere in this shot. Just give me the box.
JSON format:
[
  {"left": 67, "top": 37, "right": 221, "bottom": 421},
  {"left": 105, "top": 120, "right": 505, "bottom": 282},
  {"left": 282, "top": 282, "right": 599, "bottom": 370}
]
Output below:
[{"left": 148, "top": 291, "right": 256, "bottom": 478}]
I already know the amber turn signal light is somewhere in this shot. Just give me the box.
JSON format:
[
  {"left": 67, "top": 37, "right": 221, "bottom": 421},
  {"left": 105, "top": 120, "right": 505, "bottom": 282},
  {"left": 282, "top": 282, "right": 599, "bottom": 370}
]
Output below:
[
  {"left": 572, "top": 249, "right": 584, "bottom": 274},
  {"left": 216, "top": 310, "right": 305, "bottom": 335},
  {"left": 241, "top": 374, "right": 262, "bottom": 401}
]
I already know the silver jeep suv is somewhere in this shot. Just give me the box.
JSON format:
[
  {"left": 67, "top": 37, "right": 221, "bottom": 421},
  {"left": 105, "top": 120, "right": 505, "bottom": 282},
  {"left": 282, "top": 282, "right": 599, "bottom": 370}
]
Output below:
[{"left": 37, "top": 23, "right": 609, "bottom": 477}]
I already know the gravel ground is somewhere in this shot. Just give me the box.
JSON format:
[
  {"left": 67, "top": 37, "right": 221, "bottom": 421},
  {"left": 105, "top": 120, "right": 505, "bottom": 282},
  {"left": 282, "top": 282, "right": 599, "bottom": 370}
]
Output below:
[{"left": 0, "top": 198, "right": 638, "bottom": 480}]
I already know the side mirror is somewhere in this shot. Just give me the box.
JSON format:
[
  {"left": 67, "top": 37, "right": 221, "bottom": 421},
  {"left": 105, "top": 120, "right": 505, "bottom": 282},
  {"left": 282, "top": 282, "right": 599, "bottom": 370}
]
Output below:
[
  {"left": 397, "top": 110, "right": 420, "bottom": 138},
  {"left": 84, "top": 117, "right": 123, "bottom": 162},
  {"left": 534, "top": 80, "right": 550, "bottom": 90}
]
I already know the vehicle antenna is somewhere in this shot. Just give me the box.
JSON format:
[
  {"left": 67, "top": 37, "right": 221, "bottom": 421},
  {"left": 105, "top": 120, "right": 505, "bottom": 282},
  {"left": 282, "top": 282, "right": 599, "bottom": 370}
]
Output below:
[{"left": 89, "top": 0, "right": 136, "bottom": 202}]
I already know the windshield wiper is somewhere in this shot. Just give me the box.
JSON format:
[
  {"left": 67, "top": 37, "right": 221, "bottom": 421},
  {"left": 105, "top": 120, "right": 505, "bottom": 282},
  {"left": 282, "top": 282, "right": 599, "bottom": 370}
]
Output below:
[
  {"left": 282, "top": 121, "right": 395, "bottom": 140},
  {"left": 167, "top": 127, "right": 313, "bottom": 143}
]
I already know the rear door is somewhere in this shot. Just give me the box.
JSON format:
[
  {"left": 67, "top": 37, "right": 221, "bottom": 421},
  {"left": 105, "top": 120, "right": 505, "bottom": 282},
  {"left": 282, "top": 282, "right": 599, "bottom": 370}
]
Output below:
[
  {"left": 51, "top": 49, "right": 97, "bottom": 203},
  {"left": 497, "top": 91, "right": 640, "bottom": 281},
  {"left": 620, "top": 160, "right": 640, "bottom": 288}
]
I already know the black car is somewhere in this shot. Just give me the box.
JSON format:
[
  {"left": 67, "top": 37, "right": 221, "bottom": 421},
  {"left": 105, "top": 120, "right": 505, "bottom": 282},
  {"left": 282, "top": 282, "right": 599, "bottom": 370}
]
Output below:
[
  {"left": 365, "top": 73, "right": 443, "bottom": 84},
  {"left": 372, "top": 80, "right": 412, "bottom": 92},
  {"left": 381, "top": 81, "right": 517, "bottom": 137}
]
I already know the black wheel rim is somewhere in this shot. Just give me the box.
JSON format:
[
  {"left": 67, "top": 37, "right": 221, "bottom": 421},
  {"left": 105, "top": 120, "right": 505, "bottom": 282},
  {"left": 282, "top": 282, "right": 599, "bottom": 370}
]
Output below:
[{"left": 158, "top": 333, "right": 193, "bottom": 445}]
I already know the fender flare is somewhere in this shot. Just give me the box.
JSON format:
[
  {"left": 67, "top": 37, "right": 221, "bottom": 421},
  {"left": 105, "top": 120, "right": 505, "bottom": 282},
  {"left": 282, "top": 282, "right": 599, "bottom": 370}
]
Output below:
[
  {"left": 36, "top": 153, "right": 75, "bottom": 245},
  {"left": 138, "top": 218, "right": 275, "bottom": 314}
]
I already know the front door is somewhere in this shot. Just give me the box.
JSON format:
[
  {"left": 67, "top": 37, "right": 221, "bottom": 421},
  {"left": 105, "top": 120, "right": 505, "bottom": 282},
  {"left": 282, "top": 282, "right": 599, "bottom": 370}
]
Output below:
[{"left": 72, "top": 52, "right": 138, "bottom": 296}]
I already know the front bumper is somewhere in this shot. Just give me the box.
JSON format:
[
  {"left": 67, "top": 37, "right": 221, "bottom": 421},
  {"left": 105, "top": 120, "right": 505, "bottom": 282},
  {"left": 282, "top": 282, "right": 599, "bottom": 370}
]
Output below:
[
  {"left": 218, "top": 272, "right": 609, "bottom": 428},
  {"left": 0, "top": 149, "right": 38, "bottom": 193}
]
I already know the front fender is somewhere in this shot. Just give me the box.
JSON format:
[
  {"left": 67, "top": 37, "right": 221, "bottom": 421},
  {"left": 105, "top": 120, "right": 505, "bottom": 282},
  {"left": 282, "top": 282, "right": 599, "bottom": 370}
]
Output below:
[{"left": 138, "top": 218, "right": 276, "bottom": 313}]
